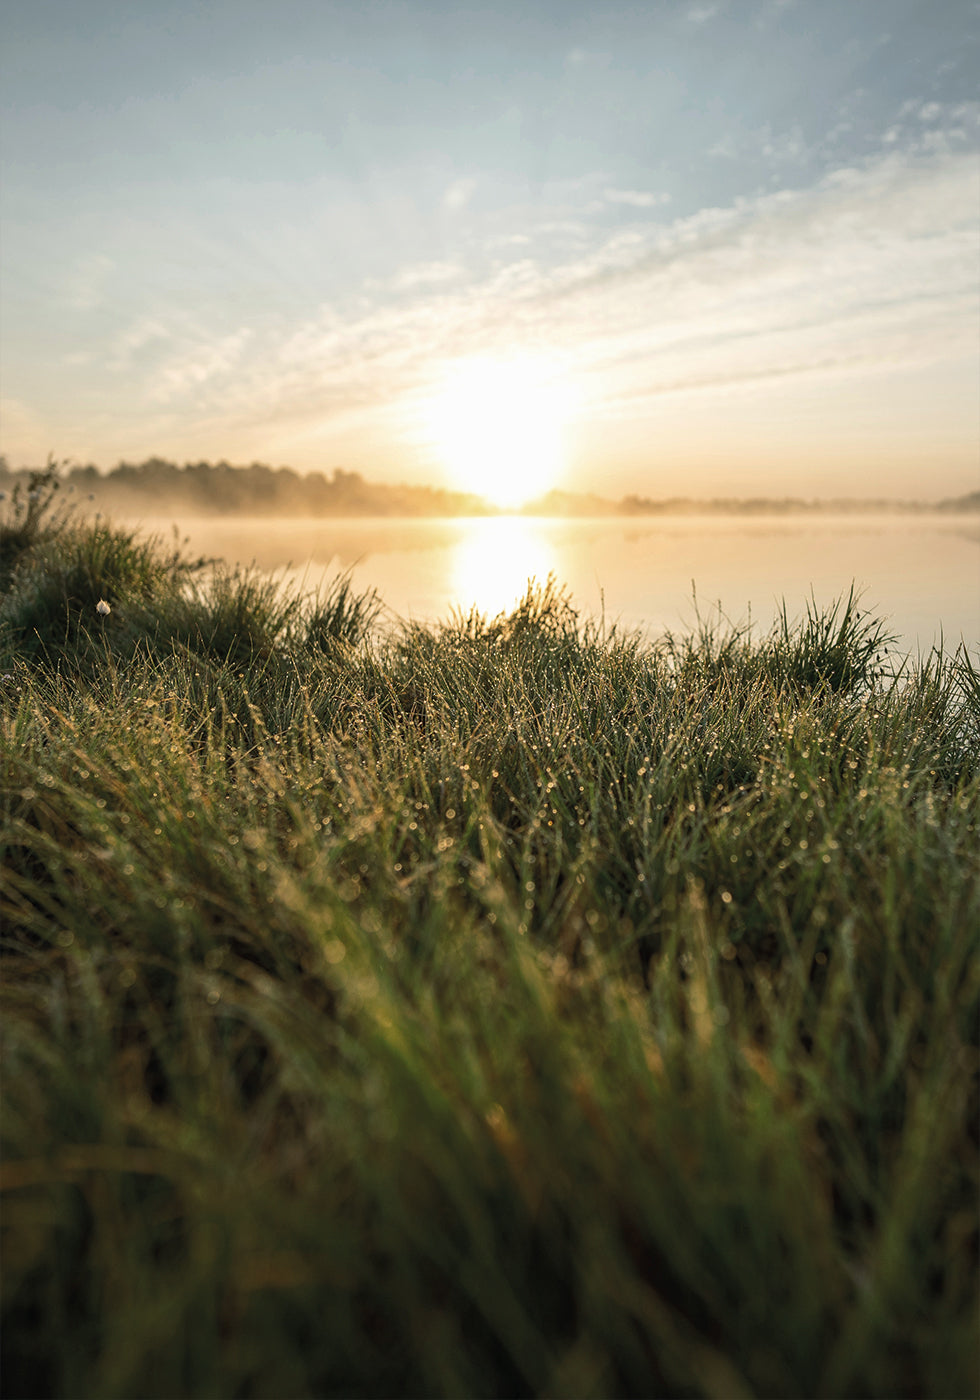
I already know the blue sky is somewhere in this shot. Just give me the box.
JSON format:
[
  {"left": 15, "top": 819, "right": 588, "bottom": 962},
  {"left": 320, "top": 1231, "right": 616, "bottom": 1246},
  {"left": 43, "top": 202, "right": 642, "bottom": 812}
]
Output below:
[{"left": 1, "top": 0, "right": 978, "bottom": 499}]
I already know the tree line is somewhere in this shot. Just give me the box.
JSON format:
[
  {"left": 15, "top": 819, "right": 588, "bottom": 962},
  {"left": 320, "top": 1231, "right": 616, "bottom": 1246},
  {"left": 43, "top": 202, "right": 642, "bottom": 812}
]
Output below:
[
  {"left": 2, "top": 457, "right": 976, "bottom": 516},
  {"left": 0, "top": 458, "right": 492, "bottom": 517}
]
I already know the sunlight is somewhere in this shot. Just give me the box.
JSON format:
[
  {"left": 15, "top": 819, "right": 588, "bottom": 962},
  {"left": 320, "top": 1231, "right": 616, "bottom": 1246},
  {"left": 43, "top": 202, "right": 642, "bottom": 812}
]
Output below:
[
  {"left": 424, "top": 356, "right": 573, "bottom": 509},
  {"left": 451, "top": 516, "right": 556, "bottom": 619}
]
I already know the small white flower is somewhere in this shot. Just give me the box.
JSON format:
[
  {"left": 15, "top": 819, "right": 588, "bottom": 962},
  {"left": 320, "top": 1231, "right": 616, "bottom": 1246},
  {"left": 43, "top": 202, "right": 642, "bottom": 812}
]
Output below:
[{"left": 96, "top": 599, "right": 111, "bottom": 616}]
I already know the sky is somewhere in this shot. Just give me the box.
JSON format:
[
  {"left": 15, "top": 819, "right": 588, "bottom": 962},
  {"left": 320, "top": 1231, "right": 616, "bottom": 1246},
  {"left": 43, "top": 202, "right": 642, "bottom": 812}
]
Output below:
[{"left": 1, "top": 0, "right": 978, "bottom": 502}]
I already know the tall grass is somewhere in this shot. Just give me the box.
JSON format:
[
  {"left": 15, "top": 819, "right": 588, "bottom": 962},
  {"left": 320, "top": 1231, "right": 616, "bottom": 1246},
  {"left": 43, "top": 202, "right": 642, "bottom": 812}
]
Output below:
[
  {"left": 1, "top": 487, "right": 977, "bottom": 1398},
  {"left": 0, "top": 458, "right": 78, "bottom": 591}
]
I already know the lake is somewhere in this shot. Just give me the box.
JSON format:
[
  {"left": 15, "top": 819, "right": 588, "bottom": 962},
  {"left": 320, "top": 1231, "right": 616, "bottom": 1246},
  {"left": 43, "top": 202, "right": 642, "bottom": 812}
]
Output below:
[{"left": 131, "top": 513, "right": 980, "bottom": 656}]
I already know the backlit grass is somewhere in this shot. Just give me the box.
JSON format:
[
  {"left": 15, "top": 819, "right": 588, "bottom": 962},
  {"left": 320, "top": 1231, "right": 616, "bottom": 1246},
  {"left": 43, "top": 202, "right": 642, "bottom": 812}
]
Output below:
[{"left": 1, "top": 471, "right": 978, "bottom": 1398}]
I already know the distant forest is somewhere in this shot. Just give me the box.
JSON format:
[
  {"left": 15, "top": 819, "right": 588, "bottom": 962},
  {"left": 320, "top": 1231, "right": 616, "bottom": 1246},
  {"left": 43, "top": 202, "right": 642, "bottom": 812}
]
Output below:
[
  {"left": 0, "top": 458, "right": 490, "bottom": 518},
  {"left": 1, "top": 457, "right": 977, "bottom": 517}
]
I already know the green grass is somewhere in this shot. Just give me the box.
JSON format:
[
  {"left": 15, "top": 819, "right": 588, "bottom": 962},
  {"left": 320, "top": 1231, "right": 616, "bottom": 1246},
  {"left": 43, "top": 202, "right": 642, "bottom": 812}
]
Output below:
[{"left": 2, "top": 478, "right": 978, "bottom": 1399}]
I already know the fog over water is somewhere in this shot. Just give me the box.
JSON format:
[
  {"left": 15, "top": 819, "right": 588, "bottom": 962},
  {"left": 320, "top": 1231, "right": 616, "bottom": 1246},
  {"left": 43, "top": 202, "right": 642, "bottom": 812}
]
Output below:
[{"left": 129, "top": 513, "right": 980, "bottom": 656}]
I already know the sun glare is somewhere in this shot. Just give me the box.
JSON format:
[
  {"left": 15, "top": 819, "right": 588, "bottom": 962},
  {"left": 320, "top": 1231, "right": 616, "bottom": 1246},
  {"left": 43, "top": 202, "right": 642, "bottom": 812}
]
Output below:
[
  {"left": 451, "top": 516, "right": 556, "bottom": 618},
  {"left": 425, "top": 356, "right": 573, "bottom": 509}
]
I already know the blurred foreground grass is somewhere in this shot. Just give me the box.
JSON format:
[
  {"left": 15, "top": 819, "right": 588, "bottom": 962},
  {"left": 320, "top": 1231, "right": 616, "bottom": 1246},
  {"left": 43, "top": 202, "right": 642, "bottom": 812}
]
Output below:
[{"left": 1, "top": 466, "right": 978, "bottom": 1398}]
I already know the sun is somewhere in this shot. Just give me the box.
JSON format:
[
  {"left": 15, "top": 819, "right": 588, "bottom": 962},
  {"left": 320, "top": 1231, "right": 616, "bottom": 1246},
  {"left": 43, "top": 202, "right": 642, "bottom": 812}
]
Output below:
[{"left": 424, "top": 356, "right": 573, "bottom": 509}]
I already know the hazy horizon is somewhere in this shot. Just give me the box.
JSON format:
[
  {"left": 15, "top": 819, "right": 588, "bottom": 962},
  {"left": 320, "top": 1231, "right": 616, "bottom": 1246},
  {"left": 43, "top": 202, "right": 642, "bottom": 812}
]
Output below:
[
  {"left": 4, "top": 455, "right": 979, "bottom": 515},
  {"left": 2, "top": 0, "right": 978, "bottom": 503}
]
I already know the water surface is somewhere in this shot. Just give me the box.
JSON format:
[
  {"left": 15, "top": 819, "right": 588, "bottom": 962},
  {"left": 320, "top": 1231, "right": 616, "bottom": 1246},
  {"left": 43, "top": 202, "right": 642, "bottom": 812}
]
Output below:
[{"left": 132, "top": 513, "right": 980, "bottom": 655}]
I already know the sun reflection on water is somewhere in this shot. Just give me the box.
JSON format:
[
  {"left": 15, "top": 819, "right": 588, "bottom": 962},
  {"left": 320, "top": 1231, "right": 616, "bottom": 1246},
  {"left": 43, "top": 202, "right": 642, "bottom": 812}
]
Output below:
[{"left": 451, "top": 517, "right": 556, "bottom": 620}]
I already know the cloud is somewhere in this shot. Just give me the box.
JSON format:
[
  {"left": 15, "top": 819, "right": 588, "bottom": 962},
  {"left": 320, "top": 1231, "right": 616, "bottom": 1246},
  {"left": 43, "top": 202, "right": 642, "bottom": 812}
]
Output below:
[
  {"left": 759, "top": 123, "right": 807, "bottom": 164},
  {"left": 110, "top": 317, "right": 173, "bottom": 367},
  {"left": 149, "top": 329, "right": 254, "bottom": 405},
  {"left": 710, "top": 122, "right": 808, "bottom": 165},
  {"left": 19, "top": 125, "right": 976, "bottom": 471},
  {"left": 222, "top": 143, "right": 978, "bottom": 440},
  {"left": 391, "top": 261, "right": 463, "bottom": 291},
  {"left": 875, "top": 97, "right": 980, "bottom": 159},
  {"left": 603, "top": 188, "right": 670, "bottom": 209},
  {"left": 104, "top": 322, "right": 256, "bottom": 408},
  {"left": 687, "top": 3, "right": 720, "bottom": 23},
  {"left": 443, "top": 178, "right": 477, "bottom": 211},
  {"left": 708, "top": 133, "right": 739, "bottom": 159}
]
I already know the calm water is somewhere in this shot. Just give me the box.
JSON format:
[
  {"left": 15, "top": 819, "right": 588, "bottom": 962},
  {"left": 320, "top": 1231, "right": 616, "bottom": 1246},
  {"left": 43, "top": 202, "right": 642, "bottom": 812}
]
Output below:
[{"left": 134, "top": 514, "right": 980, "bottom": 656}]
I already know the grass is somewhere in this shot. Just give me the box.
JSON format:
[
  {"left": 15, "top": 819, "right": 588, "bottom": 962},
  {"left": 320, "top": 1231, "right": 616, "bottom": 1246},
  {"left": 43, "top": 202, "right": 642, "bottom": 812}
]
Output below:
[{"left": 1, "top": 474, "right": 978, "bottom": 1399}]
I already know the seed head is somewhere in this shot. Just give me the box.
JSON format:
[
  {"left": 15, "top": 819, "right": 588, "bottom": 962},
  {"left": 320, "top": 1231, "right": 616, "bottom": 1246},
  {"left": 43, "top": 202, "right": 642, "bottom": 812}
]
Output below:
[{"left": 96, "top": 599, "right": 111, "bottom": 616}]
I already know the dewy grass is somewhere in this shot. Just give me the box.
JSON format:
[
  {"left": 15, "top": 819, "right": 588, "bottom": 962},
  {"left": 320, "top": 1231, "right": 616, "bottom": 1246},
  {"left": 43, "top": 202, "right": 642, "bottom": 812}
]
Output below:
[{"left": 1, "top": 494, "right": 978, "bottom": 1399}]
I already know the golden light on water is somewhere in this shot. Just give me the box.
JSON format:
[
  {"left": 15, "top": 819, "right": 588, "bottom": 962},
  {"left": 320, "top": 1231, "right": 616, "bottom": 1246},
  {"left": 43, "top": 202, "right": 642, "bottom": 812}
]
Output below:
[
  {"left": 451, "top": 516, "right": 556, "bottom": 619},
  {"left": 424, "top": 356, "right": 574, "bottom": 509}
]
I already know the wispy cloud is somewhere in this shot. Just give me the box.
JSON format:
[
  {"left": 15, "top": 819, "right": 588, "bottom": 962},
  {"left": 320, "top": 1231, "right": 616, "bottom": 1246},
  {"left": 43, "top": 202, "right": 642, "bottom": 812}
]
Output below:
[
  {"left": 128, "top": 140, "right": 974, "bottom": 452},
  {"left": 603, "top": 188, "right": 670, "bottom": 209},
  {"left": 391, "top": 261, "right": 463, "bottom": 291},
  {"left": 708, "top": 133, "right": 739, "bottom": 160},
  {"left": 563, "top": 47, "right": 609, "bottom": 71},
  {"left": 708, "top": 122, "right": 808, "bottom": 165},
  {"left": 149, "top": 329, "right": 254, "bottom": 405},
  {"left": 443, "top": 178, "right": 477, "bottom": 211},
  {"left": 13, "top": 121, "right": 976, "bottom": 475},
  {"left": 109, "top": 317, "right": 174, "bottom": 368},
  {"left": 759, "top": 123, "right": 808, "bottom": 164},
  {"left": 687, "top": 3, "right": 721, "bottom": 24}
]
